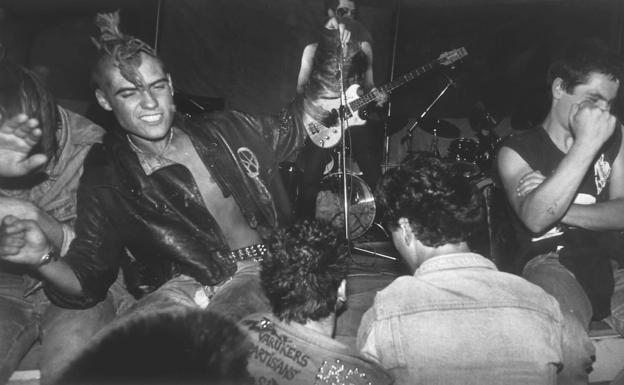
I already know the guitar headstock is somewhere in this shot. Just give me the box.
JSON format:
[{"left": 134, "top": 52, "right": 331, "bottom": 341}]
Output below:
[{"left": 438, "top": 47, "right": 468, "bottom": 66}]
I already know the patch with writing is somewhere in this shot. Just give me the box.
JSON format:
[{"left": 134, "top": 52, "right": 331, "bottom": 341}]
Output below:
[{"left": 241, "top": 318, "right": 310, "bottom": 382}]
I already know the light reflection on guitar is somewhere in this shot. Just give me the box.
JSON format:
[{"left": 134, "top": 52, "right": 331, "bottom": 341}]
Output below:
[{"left": 303, "top": 47, "right": 468, "bottom": 148}]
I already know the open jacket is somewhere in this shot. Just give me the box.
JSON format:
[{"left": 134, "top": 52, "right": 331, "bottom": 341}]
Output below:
[{"left": 45, "top": 109, "right": 305, "bottom": 308}]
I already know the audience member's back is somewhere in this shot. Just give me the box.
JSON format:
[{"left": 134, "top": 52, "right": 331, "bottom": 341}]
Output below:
[
  {"left": 240, "top": 219, "right": 393, "bottom": 385},
  {"left": 356, "top": 152, "right": 564, "bottom": 385}
]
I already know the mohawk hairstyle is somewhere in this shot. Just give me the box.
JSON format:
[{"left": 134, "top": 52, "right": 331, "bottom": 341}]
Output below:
[{"left": 91, "top": 10, "right": 159, "bottom": 87}]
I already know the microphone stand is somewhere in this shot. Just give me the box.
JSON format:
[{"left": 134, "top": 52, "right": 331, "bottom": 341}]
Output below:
[
  {"left": 338, "top": 24, "right": 397, "bottom": 262},
  {"left": 338, "top": 39, "right": 350, "bottom": 241},
  {"left": 402, "top": 74, "right": 455, "bottom": 154}
]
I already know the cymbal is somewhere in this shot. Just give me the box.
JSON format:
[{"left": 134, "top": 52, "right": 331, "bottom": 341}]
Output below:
[{"left": 418, "top": 117, "right": 460, "bottom": 139}]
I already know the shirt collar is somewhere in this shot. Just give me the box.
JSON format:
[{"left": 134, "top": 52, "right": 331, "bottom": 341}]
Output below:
[
  {"left": 126, "top": 114, "right": 186, "bottom": 176},
  {"left": 127, "top": 134, "right": 176, "bottom": 176},
  {"left": 414, "top": 252, "right": 496, "bottom": 276}
]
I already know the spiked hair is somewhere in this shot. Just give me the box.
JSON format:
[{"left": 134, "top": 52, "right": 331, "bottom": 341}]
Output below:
[{"left": 91, "top": 10, "right": 163, "bottom": 89}]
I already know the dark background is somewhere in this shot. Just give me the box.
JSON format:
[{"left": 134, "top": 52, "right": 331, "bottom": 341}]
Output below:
[{"left": 2, "top": 0, "right": 624, "bottom": 126}]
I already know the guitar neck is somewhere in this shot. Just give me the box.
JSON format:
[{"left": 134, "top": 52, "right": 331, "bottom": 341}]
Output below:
[{"left": 350, "top": 58, "right": 441, "bottom": 112}]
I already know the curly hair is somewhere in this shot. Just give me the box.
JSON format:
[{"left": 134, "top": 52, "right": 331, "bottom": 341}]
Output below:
[
  {"left": 0, "top": 59, "right": 59, "bottom": 164},
  {"left": 547, "top": 39, "right": 624, "bottom": 93},
  {"left": 57, "top": 309, "right": 253, "bottom": 385},
  {"left": 261, "top": 219, "right": 349, "bottom": 324},
  {"left": 90, "top": 10, "right": 164, "bottom": 89},
  {"left": 376, "top": 152, "right": 484, "bottom": 248}
]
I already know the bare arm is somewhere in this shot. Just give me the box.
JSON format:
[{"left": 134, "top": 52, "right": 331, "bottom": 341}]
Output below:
[
  {"left": 360, "top": 41, "right": 375, "bottom": 91},
  {"left": 497, "top": 145, "right": 595, "bottom": 233},
  {"left": 498, "top": 103, "right": 617, "bottom": 233},
  {"left": 296, "top": 43, "right": 318, "bottom": 94},
  {"left": 561, "top": 124, "right": 624, "bottom": 230},
  {"left": 360, "top": 41, "right": 387, "bottom": 106}
]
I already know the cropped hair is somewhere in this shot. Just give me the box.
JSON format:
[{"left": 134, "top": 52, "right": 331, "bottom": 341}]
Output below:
[
  {"left": 90, "top": 11, "right": 165, "bottom": 89},
  {"left": 376, "top": 152, "right": 484, "bottom": 248},
  {"left": 547, "top": 39, "right": 624, "bottom": 93},
  {"left": 0, "top": 59, "right": 59, "bottom": 164},
  {"left": 261, "top": 219, "right": 349, "bottom": 324},
  {"left": 55, "top": 309, "right": 253, "bottom": 385}
]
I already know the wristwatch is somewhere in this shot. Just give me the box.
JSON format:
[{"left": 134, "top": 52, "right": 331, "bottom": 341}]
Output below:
[{"left": 37, "top": 248, "right": 60, "bottom": 268}]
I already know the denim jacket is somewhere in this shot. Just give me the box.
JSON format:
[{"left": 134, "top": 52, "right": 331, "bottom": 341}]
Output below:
[
  {"left": 45, "top": 109, "right": 305, "bottom": 308},
  {"left": 0, "top": 106, "right": 104, "bottom": 255},
  {"left": 357, "top": 253, "right": 564, "bottom": 385}
]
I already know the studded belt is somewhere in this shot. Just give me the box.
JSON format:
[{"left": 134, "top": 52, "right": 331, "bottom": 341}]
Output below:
[{"left": 225, "top": 244, "right": 267, "bottom": 263}]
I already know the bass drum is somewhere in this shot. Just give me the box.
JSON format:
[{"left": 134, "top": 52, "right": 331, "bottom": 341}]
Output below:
[{"left": 315, "top": 172, "right": 376, "bottom": 239}]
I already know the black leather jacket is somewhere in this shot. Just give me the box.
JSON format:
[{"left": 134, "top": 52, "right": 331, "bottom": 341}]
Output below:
[{"left": 45, "top": 109, "right": 305, "bottom": 308}]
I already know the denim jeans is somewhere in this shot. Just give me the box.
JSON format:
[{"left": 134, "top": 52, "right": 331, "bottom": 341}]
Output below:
[
  {"left": 605, "top": 267, "right": 624, "bottom": 336},
  {"left": 523, "top": 253, "right": 596, "bottom": 385},
  {"left": 0, "top": 270, "right": 116, "bottom": 385},
  {"left": 102, "top": 260, "right": 270, "bottom": 334}
]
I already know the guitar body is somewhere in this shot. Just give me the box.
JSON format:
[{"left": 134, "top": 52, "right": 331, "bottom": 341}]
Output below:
[
  {"left": 302, "top": 47, "right": 468, "bottom": 149},
  {"left": 302, "top": 84, "right": 366, "bottom": 149}
]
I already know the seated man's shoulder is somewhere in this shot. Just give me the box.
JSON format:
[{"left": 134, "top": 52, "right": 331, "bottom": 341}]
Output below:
[
  {"left": 59, "top": 106, "right": 105, "bottom": 144},
  {"left": 499, "top": 127, "right": 545, "bottom": 150},
  {"left": 80, "top": 134, "right": 126, "bottom": 184},
  {"left": 191, "top": 109, "right": 258, "bottom": 127}
]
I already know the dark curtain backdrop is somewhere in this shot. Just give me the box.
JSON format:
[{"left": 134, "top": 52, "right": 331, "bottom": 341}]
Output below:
[{"left": 2, "top": 0, "right": 624, "bottom": 120}]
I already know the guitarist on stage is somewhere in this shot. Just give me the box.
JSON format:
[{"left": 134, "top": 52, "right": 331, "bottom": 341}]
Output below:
[{"left": 296, "top": 0, "right": 387, "bottom": 219}]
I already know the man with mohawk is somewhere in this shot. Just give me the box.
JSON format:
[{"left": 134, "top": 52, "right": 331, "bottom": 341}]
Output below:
[{"left": 0, "top": 11, "right": 305, "bottom": 323}]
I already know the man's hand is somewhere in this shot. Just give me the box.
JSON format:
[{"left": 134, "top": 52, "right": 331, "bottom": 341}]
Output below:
[
  {"left": 0, "top": 113, "right": 48, "bottom": 177},
  {"left": 0, "top": 215, "right": 50, "bottom": 266},
  {"left": 516, "top": 170, "right": 546, "bottom": 197},
  {"left": 570, "top": 101, "right": 617, "bottom": 153}
]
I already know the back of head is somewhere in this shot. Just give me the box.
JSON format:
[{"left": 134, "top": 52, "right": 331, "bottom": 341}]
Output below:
[
  {"left": 547, "top": 38, "right": 624, "bottom": 93},
  {"left": 261, "top": 219, "right": 349, "bottom": 324},
  {"left": 0, "top": 54, "right": 58, "bottom": 163},
  {"left": 376, "top": 152, "right": 483, "bottom": 248},
  {"left": 56, "top": 309, "right": 253, "bottom": 385},
  {"left": 90, "top": 11, "right": 163, "bottom": 91}
]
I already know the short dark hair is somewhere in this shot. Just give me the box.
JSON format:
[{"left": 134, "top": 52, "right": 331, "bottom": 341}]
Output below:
[
  {"left": 56, "top": 309, "right": 253, "bottom": 385},
  {"left": 0, "top": 59, "right": 59, "bottom": 164},
  {"left": 90, "top": 11, "right": 165, "bottom": 90},
  {"left": 376, "top": 152, "right": 484, "bottom": 248},
  {"left": 547, "top": 39, "right": 624, "bottom": 93},
  {"left": 261, "top": 219, "right": 349, "bottom": 324}
]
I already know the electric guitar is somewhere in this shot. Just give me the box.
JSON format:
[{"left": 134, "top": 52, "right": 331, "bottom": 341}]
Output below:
[{"left": 303, "top": 47, "right": 468, "bottom": 148}]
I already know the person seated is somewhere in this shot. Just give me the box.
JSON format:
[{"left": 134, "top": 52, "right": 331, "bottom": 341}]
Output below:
[
  {"left": 357, "top": 152, "right": 565, "bottom": 385},
  {"left": 0, "top": 55, "right": 115, "bottom": 384},
  {"left": 239, "top": 219, "right": 393, "bottom": 385},
  {"left": 0, "top": 10, "right": 307, "bottom": 335},
  {"left": 54, "top": 308, "right": 253, "bottom": 385},
  {"left": 496, "top": 39, "right": 624, "bottom": 385}
]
